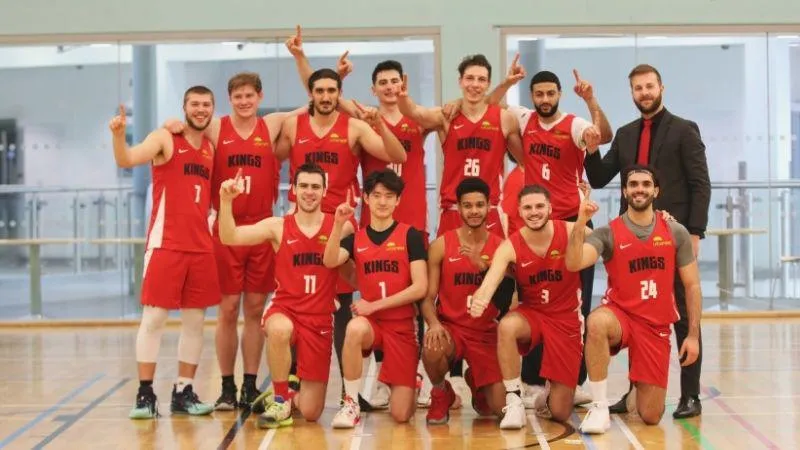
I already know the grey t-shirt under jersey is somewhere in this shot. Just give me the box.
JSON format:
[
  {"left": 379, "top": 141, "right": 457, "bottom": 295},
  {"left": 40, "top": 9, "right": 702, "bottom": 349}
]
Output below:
[{"left": 585, "top": 214, "right": 695, "bottom": 268}]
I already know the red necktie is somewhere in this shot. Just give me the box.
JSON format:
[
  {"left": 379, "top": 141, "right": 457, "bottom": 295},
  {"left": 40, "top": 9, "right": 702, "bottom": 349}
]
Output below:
[{"left": 637, "top": 119, "right": 652, "bottom": 165}]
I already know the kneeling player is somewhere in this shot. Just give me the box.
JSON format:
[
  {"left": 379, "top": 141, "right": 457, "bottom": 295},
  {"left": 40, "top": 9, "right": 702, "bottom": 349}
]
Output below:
[
  {"left": 323, "top": 169, "right": 428, "bottom": 427},
  {"left": 471, "top": 185, "right": 585, "bottom": 429},
  {"left": 420, "top": 177, "right": 512, "bottom": 424},
  {"left": 218, "top": 163, "right": 350, "bottom": 428}
]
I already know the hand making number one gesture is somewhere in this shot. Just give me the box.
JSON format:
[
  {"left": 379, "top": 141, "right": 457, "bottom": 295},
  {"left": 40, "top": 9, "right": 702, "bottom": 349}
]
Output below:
[
  {"left": 335, "top": 188, "right": 355, "bottom": 225},
  {"left": 219, "top": 168, "right": 244, "bottom": 202}
]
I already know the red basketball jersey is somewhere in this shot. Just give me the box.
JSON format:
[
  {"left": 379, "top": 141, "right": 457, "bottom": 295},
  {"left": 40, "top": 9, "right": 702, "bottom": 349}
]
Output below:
[
  {"left": 354, "top": 223, "right": 416, "bottom": 321},
  {"left": 146, "top": 133, "right": 214, "bottom": 253},
  {"left": 440, "top": 105, "right": 506, "bottom": 208},
  {"left": 271, "top": 214, "right": 338, "bottom": 315},
  {"left": 522, "top": 113, "right": 584, "bottom": 219},
  {"left": 438, "top": 230, "right": 503, "bottom": 331},
  {"left": 510, "top": 220, "right": 582, "bottom": 319},
  {"left": 210, "top": 116, "right": 277, "bottom": 224},
  {"left": 602, "top": 215, "right": 680, "bottom": 325},
  {"left": 290, "top": 113, "right": 359, "bottom": 214},
  {"left": 360, "top": 116, "right": 427, "bottom": 232},
  {"left": 500, "top": 166, "right": 525, "bottom": 236}
]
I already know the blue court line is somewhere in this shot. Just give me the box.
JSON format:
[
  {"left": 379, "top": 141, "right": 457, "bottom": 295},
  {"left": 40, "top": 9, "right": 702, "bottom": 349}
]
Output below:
[
  {"left": 32, "top": 377, "right": 130, "bottom": 449},
  {"left": 0, "top": 373, "right": 104, "bottom": 449},
  {"left": 570, "top": 411, "right": 597, "bottom": 450}
]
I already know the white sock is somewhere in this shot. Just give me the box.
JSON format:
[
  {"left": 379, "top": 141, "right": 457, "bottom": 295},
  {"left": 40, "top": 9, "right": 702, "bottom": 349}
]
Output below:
[
  {"left": 588, "top": 380, "right": 608, "bottom": 406},
  {"left": 176, "top": 376, "right": 193, "bottom": 393},
  {"left": 503, "top": 377, "right": 522, "bottom": 394},
  {"left": 344, "top": 378, "right": 361, "bottom": 401}
]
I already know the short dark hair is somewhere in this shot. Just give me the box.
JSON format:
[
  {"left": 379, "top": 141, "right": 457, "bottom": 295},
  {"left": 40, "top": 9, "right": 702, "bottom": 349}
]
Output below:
[
  {"left": 308, "top": 68, "right": 342, "bottom": 92},
  {"left": 458, "top": 54, "right": 492, "bottom": 80},
  {"left": 456, "top": 177, "right": 490, "bottom": 202},
  {"left": 518, "top": 184, "right": 551, "bottom": 202},
  {"left": 294, "top": 162, "right": 327, "bottom": 187},
  {"left": 621, "top": 164, "right": 660, "bottom": 188},
  {"left": 183, "top": 85, "right": 214, "bottom": 106},
  {"left": 529, "top": 70, "right": 561, "bottom": 92},
  {"left": 372, "top": 60, "right": 404, "bottom": 84},
  {"left": 363, "top": 168, "right": 404, "bottom": 196},
  {"left": 628, "top": 64, "right": 662, "bottom": 85}
]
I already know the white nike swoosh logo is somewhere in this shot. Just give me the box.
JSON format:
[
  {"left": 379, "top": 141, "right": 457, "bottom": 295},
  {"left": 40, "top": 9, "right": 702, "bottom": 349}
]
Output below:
[
  {"left": 222, "top": 139, "right": 235, "bottom": 145},
  {"left": 287, "top": 239, "right": 299, "bottom": 244},
  {"left": 448, "top": 257, "right": 462, "bottom": 263},
  {"left": 658, "top": 332, "right": 669, "bottom": 337},
  {"left": 620, "top": 243, "right": 632, "bottom": 249},
  {"left": 486, "top": 223, "right": 497, "bottom": 229},
  {"left": 357, "top": 247, "right": 368, "bottom": 252},
  {"left": 320, "top": 330, "right": 332, "bottom": 335},
  {"left": 453, "top": 124, "right": 464, "bottom": 129},
  {"left": 521, "top": 261, "right": 533, "bottom": 268},
  {"left": 299, "top": 138, "right": 310, "bottom": 144},
  {"left": 178, "top": 149, "right": 189, "bottom": 153}
]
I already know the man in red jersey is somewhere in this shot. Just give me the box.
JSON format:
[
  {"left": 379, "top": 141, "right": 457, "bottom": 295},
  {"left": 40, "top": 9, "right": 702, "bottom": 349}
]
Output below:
[
  {"left": 166, "top": 72, "right": 305, "bottom": 411},
  {"left": 323, "top": 169, "right": 428, "bottom": 428},
  {"left": 111, "top": 86, "right": 218, "bottom": 420},
  {"left": 397, "top": 54, "right": 524, "bottom": 239},
  {"left": 486, "top": 63, "right": 613, "bottom": 407},
  {"left": 470, "top": 185, "right": 587, "bottom": 429},
  {"left": 420, "top": 177, "right": 514, "bottom": 424},
  {"left": 217, "top": 162, "right": 350, "bottom": 429},
  {"left": 564, "top": 165, "right": 701, "bottom": 434}
]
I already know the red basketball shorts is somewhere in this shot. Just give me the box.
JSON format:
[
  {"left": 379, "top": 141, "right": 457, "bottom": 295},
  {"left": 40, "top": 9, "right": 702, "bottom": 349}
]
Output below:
[
  {"left": 363, "top": 316, "right": 419, "bottom": 388},
  {"left": 261, "top": 303, "right": 333, "bottom": 383},
  {"left": 442, "top": 321, "right": 502, "bottom": 388},
  {"left": 513, "top": 308, "right": 583, "bottom": 388},
  {"left": 605, "top": 303, "right": 672, "bottom": 389},
  {"left": 141, "top": 248, "right": 220, "bottom": 310}
]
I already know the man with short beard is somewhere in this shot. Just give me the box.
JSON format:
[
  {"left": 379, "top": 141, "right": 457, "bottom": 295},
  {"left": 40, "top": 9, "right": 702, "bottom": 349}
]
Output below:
[
  {"left": 564, "top": 165, "right": 702, "bottom": 434},
  {"left": 582, "top": 64, "right": 711, "bottom": 419}
]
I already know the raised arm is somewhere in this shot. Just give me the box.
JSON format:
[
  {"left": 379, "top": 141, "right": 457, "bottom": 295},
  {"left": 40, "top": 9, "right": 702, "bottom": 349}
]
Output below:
[
  {"left": 468, "top": 239, "right": 516, "bottom": 318},
  {"left": 351, "top": 108, "right": 407, "bottom": 163},
  {"left": 501, "top": 109, "right": 525, "bottom": 164},
  {"left": 218, "top": 170, "right": 282, "bottom": 245},
  {"left": 572, "top": 69, "right": 613, "bottom": 144},
  {"left": 273, "top": 116, "right": 296, "bottom": 161},
  {"left": 323, "top": 192, "right": 356, "bottom": 268},
  {"left": 396, "top": 74, "right": 446, "bottom": 130},
  {"left": 487, "top": 53, "right": 527, "bottom": 106},
  {"left": 110, "top": 105, "right": 167, "bottom": 168},
  {"left": 565, "top": 192, "right": 602, "bottom": 271}
]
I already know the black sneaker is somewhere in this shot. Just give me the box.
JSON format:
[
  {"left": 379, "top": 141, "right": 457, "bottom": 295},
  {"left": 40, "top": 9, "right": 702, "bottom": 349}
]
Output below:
[
  {"left": 240, "top": 383, "right": 265, "bottom": 414},
  {"left": 171, "top": 384, "right": 214, "bottom": 416},
  {"left": 129, "top": 388, "right": 159, "bottom": 419},
  {"left": 214, "top": 383, "right": 238, "bottom": 411}
]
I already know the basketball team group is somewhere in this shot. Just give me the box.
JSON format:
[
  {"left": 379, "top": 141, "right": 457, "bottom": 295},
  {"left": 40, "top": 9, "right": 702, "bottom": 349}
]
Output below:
[{"left": 109, "top": 24, "right": 711, "bottom": 435}]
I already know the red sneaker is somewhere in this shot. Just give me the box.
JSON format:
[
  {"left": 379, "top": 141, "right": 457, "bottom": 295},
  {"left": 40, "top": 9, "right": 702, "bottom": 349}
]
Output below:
[
  {"left": 465, "top": 367, "right": 492, "bottom": 416},
  {"left": 426, "top": 380, "right": 456, "bottom": 424}
]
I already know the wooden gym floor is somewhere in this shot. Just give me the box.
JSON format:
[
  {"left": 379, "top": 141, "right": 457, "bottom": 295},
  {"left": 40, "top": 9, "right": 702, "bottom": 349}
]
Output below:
[{"left": 0, "top": 318, "right": 798, "bottom": 450}]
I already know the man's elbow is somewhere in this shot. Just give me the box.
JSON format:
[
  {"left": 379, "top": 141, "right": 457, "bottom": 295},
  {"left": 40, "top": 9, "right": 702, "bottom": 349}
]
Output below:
[
  {"left": 565, "top": 258, "right": 582, "bottom": 272},
  {"left": 392, "top": 151, "right": 407, "bottom": 163},
  {"left": 322, "top": 256, "right": 338, "bottom": 269}
]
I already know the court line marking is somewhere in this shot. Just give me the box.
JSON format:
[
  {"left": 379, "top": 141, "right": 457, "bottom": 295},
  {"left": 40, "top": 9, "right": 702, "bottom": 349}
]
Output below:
[
  {"left": 702, "top": 386, "right": 782, "bottom": 450},
  {"left": 526, "top": 413, "right": 550, "bottom": 450},
  {"left": 0, "top": 373, "right": 104, "bottom": 449},
  {"left": 612, "top": 415, "right": 645, "bottom": 450},
  {"left": 32, "top": 377, "right": 130, "bottom": 449},
  {"left": 216, "top": 376, "right": 271, "bottom": 450},
  {"left": 570, "top": 412, "right": 597, "bottom": 450},
  {"left": 258, "top": 429, "right": 275, "bottom": 450}
]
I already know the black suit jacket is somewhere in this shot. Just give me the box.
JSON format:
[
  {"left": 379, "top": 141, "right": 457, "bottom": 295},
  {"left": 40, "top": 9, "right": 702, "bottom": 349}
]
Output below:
[{"left": 583, "top": 108, "right": 711, "bottom": 238}]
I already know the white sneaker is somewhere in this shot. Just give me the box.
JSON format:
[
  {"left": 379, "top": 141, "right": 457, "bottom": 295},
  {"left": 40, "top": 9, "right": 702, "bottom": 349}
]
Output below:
[
  {"left": 579, "top": 402, "right": 611, "bottom": 434},
  {"left": 522, "top": 383, "right": 546, "bottom": 410},
  {"left": 573, "top": 385, "right": 593, "bottom": 406},
  {"left": 332, "top": 396, "right": 361, "bottom": 429},
  {"left": 499, "top": 393, "right": 526, "bottom": 430},
  {"left": 417, "top": 373, "right": 431, "bottom": 408},
  {"left": 369, "top": 381, "right": 390, "bottom": 409},
  {"left": 448, "top": 376, "right": 465, "bottom": 410}
]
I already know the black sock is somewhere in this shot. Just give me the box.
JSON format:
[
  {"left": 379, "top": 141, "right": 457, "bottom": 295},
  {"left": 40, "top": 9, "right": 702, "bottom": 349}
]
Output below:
[
  {"left": 139, "top": 380, "right": 153, "bottom": 391},
  {"left": 243, "top": 373, "right": 257, "bottom": 388},
  {"left": 221, "top": 375, "right": 235, "bottom": 388}
]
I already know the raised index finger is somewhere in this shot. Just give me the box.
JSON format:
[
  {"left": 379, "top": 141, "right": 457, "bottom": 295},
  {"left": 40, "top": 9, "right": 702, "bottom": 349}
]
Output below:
[
  {"left": 296, "top": 24, "right": 302, "bottom": 40},
  {"left": 511, "top": 53, "right": 520, "bottom": 68},
  {"left": 353, "top": 99, "right": 365, "bottom": 112},
  {"left": 234, "top": 168, "right": 243, "bottom": 182},
  {"left": 339, "top": 50, "right": 350, "bottom": 62},
  {"left": 118, "top": 104, "right": 126, "bottom": 117},
  {"left": 572, "top": 69, "right": 582, "bottom": 83}
]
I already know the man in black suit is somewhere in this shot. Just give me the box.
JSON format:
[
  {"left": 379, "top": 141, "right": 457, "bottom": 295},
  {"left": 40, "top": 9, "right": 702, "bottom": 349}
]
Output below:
[{"left": 583, "top": 64, "right": 711, "bottom": 419}]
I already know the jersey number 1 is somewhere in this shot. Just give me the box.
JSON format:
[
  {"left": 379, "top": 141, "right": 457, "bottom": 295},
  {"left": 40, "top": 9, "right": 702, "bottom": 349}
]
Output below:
[{"left": 194, "top": 185, "right": 201, "bottom": 203}]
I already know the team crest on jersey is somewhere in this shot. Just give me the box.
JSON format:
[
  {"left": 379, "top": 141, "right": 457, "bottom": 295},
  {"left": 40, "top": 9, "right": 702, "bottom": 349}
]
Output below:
[
  {"left": 480, "top": 120, "right": 499, "bottom": 131},
  {"left": 253, "top": 136, "right": 270, "bottom": 147},
  {"left": 552, "top": 129, "right": 570, "bottom": 140},
  {"left": 329, "top": 133, "right": 347, "bottom": 144},
  {"left": 386, "top": 241, "right": 406, "bottom": 252},
  {"left": 201, "top": 149, "right": 211, "bottom": 159},
  {"left": 400, "top": 123, "right": 419, "bottom": 134},
  {"left": 481, "top": 254, "right": 490, "bottom": 260},
  {"left": 652, "top": 236, "right": 673, "bottom": 247},
  {"left": 549, "top": 249, "right": 562, "bottom": 259},
  {"left": 318, "top": 235, "right": 329, "bottom": 244}
]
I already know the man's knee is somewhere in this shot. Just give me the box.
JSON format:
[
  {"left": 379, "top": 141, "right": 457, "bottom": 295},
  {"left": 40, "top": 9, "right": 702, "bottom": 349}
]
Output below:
[
  {"left": 242, "top": 293, "right": 267, "bottom": 320},
  {"left": 265, "top": 314, "right": 294, "bottom": 342},
  {"left": 344, "top": 317, "right": 372, "bottom": 341},
  {"left": 586, "top": 308, "right": 616, "bottom": 339},
  {"left": 390, "top": 402, "right": 415, "bottom": 423},
  {"left": 498, "top": 314, "right": 527, "bottom": 340},
  {"left": 218, "top": 294, "right": 241, "bottom": 323}
]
